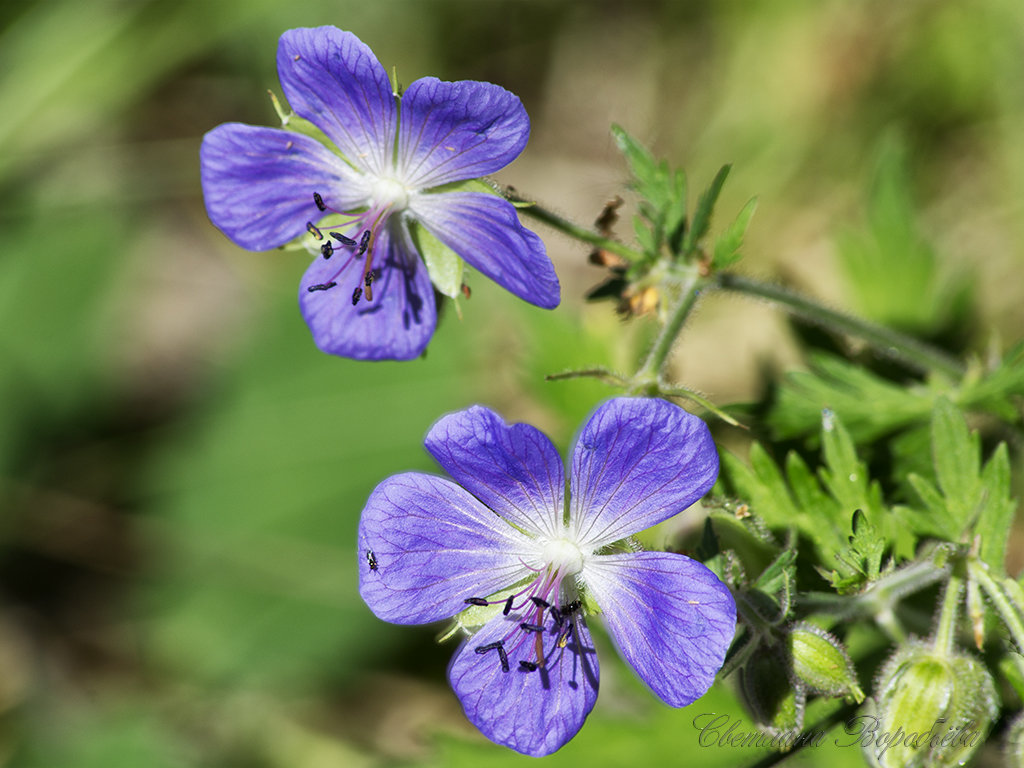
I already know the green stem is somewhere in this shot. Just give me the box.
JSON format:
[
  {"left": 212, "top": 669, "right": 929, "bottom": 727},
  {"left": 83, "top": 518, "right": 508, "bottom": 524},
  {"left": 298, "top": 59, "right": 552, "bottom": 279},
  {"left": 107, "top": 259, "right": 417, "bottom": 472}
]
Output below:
[
  {"left": 634, "top": 270, "right": 704, "bottom": 382},
  {"left": 970, "top": 561, "right": 1024, "bottom": 655},
  {"left": 509, "top": 193, "right": 642, "bottom": 263},
  {"left": 714, "top": 273, "right": 966, "bottom": 380},
  {"left": 932, "top": 572, "right": 963, "bottom": 656}
]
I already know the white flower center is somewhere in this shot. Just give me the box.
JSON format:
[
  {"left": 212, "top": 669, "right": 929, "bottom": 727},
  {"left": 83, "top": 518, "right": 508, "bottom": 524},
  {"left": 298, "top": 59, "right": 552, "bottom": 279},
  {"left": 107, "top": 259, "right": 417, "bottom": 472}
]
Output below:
[
  {"left": 540, "top": 537, "right": 585, "bottom": 576},
  {"left": 369, "top": 176, "right": 410, "bottom": 212}
]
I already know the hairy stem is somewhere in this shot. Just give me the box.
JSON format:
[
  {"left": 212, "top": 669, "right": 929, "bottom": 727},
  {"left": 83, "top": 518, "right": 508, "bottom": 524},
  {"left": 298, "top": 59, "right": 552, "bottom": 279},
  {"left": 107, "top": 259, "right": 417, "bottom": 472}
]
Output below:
[
  {"left": 714, "top": 273, "right": 966, "bottom": 380},
  {"left": 634, "top": 269, "right": 704, "bottom": 382},
  {"left": 970, "top": 560, "right": 1024, "bottom": 655},
  {"left": 509, "top": 193, "right": 642, "bottom": 262}
]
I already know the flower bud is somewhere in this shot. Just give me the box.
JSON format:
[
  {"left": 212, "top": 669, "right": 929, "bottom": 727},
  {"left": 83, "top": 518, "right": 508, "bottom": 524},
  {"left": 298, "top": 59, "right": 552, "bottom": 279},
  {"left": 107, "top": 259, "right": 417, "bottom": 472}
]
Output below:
[
  {"left": 788, "top": 622, "right": 864, "bottom": 702},
  {"left": 868, "top": 642, "right": 997, "bottom": 768},
  {"left": 738, "top": 644, "right": 805, "bottom": 738}
]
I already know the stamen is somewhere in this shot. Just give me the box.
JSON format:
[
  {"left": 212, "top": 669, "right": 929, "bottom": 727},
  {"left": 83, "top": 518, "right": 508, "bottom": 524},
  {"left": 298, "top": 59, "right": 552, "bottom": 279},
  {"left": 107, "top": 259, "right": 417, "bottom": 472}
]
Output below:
[
  {"left": 464, "top": 597, "right": 489, "bottom": 607},
  {"left": 519, "top": 660, "right": 539, "bottom": 672},
  {"left": 321, "top": 241, "right": 334, "bottom": 259},
  {"left": 365, "top": 271, "right": 374, "bottom": 287},
  {"left": 352, "top": 287, "right": 362, "bottom": 305},
  {"left": 497, "top": 646, "right": 510, "bottom": 672},
  {"left": 503, "top": 596, "right": 514, "bottom": 615},
  {"left": 475, "top": 642, "right": 503, "bottom": 654},
  {"left": 520, "top": 623, "right": 545, "bottom": 634},
  {"left": 550, "top": 607, "right": 563, "bottom": 626},
  {"left": 530, "top": 597, "right": 550, "bottom": 609},
  {"left": 357, "top": 230, "right": 371, "bottom": 256},
  {"left": 307, "top": 282, "right": 336, "bottom": 292},
  {"left": 330, "top": 232, "right": 357, "bottom": 247},
  {"left": 306, "top": 221, "right": 323, "bottom": 240},
  {"left": 313, "top": 192, "right": 326, "bottom": 212}
]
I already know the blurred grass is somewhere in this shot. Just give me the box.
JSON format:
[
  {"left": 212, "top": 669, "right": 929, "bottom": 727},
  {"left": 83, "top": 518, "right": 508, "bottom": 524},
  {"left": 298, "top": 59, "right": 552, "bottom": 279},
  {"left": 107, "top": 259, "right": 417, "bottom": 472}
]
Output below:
[{"left": 0, "top": 0, "right": 1022, "bottom": 766}]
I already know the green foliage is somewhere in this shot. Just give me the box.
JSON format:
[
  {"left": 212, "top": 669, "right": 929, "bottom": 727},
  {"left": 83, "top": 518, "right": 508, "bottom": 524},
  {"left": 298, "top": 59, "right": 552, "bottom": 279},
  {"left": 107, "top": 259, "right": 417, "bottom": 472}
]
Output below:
[{"left": 712, "top": 196, "right": 758, "bottom": 269}]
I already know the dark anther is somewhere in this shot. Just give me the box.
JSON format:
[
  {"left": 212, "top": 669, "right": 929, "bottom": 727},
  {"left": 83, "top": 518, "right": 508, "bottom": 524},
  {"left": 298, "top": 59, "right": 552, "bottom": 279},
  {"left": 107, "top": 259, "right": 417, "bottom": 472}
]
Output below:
[
  {"left": 464, "top": 597, "right": 489, "bottom": 607},
  {"left": 530, "top": 597, "right": 550, "bottom": 609},
  {"left": 475, "top": 641, "right": 504, "bottom": 655},
  {"left": 365, "top": 549, "right": 378, "bottom": 571},
  {"left": 320, "top": 242, "right": 334, "bottom": 259},
  {"left": 306, "top": 221, "right": 323, "bottom": 240},
  {"left": 357, "top": 230, "right": 371, "bottom": 256},
  {"left": 550, "top": 607, "right": 563, "bottom": 626},
  {"left": 307, "top": 282, "right": 336, "bottom": 292},
  {"left": 330, "top": 232, "right": 357, "bottom": 246},
  {"left": 497, "top": 646, "right": 510, "bottom": 672},
  {"left": 519, "top": 660, "right": 539, "bottom": 672},
  {"left": 352, "top": 287, "right": 362, "bottom": 305},
  {"left": 313, "top": 192, "right": 326, "bottom": 212},
  {"left": 520, "top": 623, "right": 545, "bottom": 634},
  {"left": 364, "top": 271, "right": 374, "bottom": 287},
  {"left": 502, "top": 596, "right": 514, "bottom": 615}
]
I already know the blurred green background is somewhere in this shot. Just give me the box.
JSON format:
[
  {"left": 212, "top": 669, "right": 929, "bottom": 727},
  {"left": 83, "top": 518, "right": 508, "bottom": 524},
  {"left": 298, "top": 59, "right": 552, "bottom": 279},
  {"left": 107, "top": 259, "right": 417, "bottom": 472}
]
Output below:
[{"left": 1, "top": 0, "right": 1023, "bottom": 766}]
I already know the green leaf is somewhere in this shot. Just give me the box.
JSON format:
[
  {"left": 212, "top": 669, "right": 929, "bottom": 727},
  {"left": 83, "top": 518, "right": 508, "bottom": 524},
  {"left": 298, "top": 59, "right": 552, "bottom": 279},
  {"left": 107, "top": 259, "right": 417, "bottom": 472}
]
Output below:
[
  {"left": 682, "top": 164, "right": 731, "bottom": 255},
  {"left": 712, "top": 196, "right": 758, "bottom": 268},
  {"left": 976, "top": 442, "right": 1016, "bottom": 574},
  {"left": 930, "top": 397, "right": 980, "bottom": 518}
]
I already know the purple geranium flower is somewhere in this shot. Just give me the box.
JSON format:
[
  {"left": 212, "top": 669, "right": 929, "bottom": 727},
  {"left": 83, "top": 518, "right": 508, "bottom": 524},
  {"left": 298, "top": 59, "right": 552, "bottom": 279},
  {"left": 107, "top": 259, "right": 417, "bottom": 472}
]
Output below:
[
  {"left": 200, "top": 26, "right": 559, "bottom": 361},
  {"left": 358, "top": 397, "right": 736, "bottom": 756}
]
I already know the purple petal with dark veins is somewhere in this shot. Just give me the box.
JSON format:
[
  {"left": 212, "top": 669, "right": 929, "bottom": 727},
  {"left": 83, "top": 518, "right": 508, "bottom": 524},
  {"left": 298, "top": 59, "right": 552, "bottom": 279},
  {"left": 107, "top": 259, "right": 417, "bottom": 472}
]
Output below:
[
  {"left": 584, "top": 552, "right": 735, "bottom": 706},
  {"left": 298, "top": 224, "right": 437, "bottom": 361},
  {"left": 410, "top": 191, "right": 559, "bottom": 309},
  {"left": 358, "top": 472, "right": 533, "bottom": 625},
  {"left": 569, "top": 398, "right": 718, "bottom": 548},
  {"left": 448, "top": 611, "right": 599, "bottom": 756},
  {"left": 424, "top": 405, "right": 565, "bottom": 538},
  {"left": 200, "top": 123, "right": 366, "bottom": 251},
  {"left": 397, "top": 77, "right": 530, "bottom": 189},
  {"left": 277, "top": 27, "right": 396, "bottom": 176}
]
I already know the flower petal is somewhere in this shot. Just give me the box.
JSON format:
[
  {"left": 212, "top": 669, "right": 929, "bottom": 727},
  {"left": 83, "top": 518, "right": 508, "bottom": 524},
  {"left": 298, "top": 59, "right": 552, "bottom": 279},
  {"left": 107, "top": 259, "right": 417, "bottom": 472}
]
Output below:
[
  {"left": 410, "top": 192, "right": 559, "bottom": 309},
  {"left": 448, "top": 611, "right": 599, "bottom": 756},
  {"left": 397, "top": 77, "right": 530, "bottom": 189},
  {"left": 277, "top": 27, "right": 396, "bottom": 176},
  {"left": 424, "top": 405, "right": 565, "bottom": 538},
  {"left": 358, "top": 472, "right": 533, "bottom": 625},
  {"left": 298, "top": 224, "right": 437, "bottom": 360},
  {"left": 569, "top": 397, "right": 718, "bottom": 548},
  {"left": 584, "top": 552, "right": 735, "bottom": 707},
  {"left": 200, "top": 123, "right": 365, "bottom": 251}
]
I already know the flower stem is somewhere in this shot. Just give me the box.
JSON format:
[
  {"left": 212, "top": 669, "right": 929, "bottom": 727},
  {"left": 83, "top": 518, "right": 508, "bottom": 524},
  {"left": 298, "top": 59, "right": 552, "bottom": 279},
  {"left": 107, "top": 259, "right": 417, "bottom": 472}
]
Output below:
[
  {"left": 509, "top": 194, "right": 642, "bottom": 263},
  {"left": 714, "top": 273, "right": 966, "bottom": 380},
  {"left": 932, "top": 571, "right": 963, "bottom": 656},
  {"left": 634, "top": 269, "right": 704, "bottom": 383}
]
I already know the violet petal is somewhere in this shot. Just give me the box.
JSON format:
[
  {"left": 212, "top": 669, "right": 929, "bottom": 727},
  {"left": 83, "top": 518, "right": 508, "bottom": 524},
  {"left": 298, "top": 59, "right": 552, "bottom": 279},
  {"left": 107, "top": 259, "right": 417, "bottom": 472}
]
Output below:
[
  {"left": 358, "top": 472, "right": 533, "bottom": 624},
  {"left": 583, "top": 551, "right": 735, "bottom": 706},
  {"left": 424, "top": 405, "right": 565, "bottom": 538},
  {"left": 569, "top": 398, "right": 718, "bottom": 548}
]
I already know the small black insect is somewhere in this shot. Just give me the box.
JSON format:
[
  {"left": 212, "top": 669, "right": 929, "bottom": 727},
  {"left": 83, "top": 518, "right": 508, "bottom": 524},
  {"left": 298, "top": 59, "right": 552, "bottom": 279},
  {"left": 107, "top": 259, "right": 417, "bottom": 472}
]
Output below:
[{"left": 365, "top": 549, "right": 379, "bottom": 571}]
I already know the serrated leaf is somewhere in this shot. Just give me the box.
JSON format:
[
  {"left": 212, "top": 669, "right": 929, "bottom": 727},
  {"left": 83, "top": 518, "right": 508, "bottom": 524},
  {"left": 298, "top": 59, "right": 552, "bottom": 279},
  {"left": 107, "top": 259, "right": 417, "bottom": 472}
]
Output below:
[
  {"left": 611, "top": 123, "right": 658, "bottom": 190},
  {"left": 712, "top": 196, "right": 758, "bottom": 268},
  {"left": 976, "top": 442, "right": 1016, "bottom": 574},
  {"left": 682, "top": 164, "right": 730, "bottom": 255},
  {"left": 930, "top": 397, "right": 980, "bottom": 517}
]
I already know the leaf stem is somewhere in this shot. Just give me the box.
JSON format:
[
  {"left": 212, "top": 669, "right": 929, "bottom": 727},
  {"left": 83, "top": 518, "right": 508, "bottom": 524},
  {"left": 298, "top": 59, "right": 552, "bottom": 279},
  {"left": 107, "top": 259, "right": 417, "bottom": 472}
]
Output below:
[
  {"left": 932, "top": 571, "right": 963, "bottom": 656},
  {"left": 714, "top": 273, "right": 966, "bottom": 380}
]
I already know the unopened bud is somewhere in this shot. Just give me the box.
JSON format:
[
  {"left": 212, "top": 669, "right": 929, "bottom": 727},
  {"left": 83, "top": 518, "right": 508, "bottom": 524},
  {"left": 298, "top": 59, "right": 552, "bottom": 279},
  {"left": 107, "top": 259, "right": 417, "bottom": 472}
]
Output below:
[
  {"left": 869, "top": 642, "right": 997, "bottom": 768},
  {"left": 788, "top": 622, "right": 864, "bottom": 702},
  {"left": 738, "top": 645, "right": 805, "bottom": 738}
]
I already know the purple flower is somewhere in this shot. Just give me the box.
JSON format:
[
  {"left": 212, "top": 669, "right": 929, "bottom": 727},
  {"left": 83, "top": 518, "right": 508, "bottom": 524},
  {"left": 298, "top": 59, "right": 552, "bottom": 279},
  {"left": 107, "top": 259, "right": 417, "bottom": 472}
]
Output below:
[
  {"left": 200, "top": 27, "right": 559, "bottom": 361},
  {"left": 358, "top": 397, "right": 736, "bottom": 756}
]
